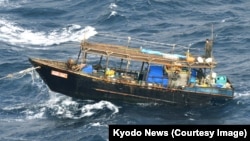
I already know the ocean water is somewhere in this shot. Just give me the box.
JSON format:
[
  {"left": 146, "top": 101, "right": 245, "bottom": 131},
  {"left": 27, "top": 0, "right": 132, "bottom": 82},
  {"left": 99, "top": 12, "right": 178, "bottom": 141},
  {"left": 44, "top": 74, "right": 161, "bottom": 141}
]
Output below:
[{"left": 0, "top": 0, "right": 250, "bottom": 140}]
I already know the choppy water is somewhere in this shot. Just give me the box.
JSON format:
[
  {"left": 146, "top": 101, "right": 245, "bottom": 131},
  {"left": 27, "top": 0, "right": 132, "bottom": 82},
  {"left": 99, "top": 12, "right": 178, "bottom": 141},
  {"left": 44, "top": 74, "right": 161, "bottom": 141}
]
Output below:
[{"left": 0, "top": 0, "right": 250, "bottom": 141}]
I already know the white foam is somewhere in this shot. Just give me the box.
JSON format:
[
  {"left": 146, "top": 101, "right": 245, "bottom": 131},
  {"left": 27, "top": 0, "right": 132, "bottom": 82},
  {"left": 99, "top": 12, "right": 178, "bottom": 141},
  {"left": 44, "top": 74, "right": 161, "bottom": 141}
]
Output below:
[
  {"left": 25, "top": 107, "right": 46, "bottom": 120},
  {"left": 0, "top": 0, "right": 27, "bottom": 8},
  {"left": 0, "top": 18, "right": 97, "bottom": 46},
  {"left": 44, "top": 92, "right": 119, "bottom": 119},
  {"left": 109, "top": 3, "right": 117, "bottom": 9},
  {"left": 109, "top": 11, "right": 117, "bottom": 17},
  {"left": 2, "top": 103, "right": 25, "bottom": 111},
  {"left": 2, "top": 103, "right": 46, "bottom": 120},
  {"left": 136, "top": 102, "right": 159, "bottom": 107},
  {"left": 91, "top": 122, "right": 101, "bottom": 126},
  {"left": 80, "top": 100, "right": 119, "bottom": 118},
  {"left": 90, "top": 122, "right": 108, "bottom": 127},
  {"left": 234, "top": 91, "right": 250, "bottom": 98}
]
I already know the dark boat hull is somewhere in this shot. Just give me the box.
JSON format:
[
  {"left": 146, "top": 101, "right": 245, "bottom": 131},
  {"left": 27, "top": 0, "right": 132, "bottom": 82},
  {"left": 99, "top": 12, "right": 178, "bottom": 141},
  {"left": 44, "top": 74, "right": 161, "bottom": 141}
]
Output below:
[{"left": 29, "top": 58, "right": 234, "bottom": 106}]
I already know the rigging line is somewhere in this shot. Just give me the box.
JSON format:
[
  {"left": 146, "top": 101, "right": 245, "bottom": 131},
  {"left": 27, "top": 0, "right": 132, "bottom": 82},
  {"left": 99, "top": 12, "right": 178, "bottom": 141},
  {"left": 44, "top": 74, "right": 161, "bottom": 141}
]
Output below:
[
  {"left": 97, "top": 33, "right": 175, "bottom": 47},
  {"left": 96, "top": 32, "right": 200, "bottom": 51},
  {"left": 0, "top": 66, "right": 41, "bottom": 80}
]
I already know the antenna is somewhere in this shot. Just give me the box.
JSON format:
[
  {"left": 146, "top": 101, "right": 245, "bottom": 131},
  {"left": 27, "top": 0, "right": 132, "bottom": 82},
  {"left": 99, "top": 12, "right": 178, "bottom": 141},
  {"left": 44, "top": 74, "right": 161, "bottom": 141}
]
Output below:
[
  {"left": 210, "top": 24, "right": 214, "bottom": 58},
  {"left": 211, "top": 24, "right": 214, "bottom": 41},
  {"left": 208, "top": 24, "right": 214, "bottom": 86},
  {"left": 127, "top": 36, "right": 131, "bottom": 48}
]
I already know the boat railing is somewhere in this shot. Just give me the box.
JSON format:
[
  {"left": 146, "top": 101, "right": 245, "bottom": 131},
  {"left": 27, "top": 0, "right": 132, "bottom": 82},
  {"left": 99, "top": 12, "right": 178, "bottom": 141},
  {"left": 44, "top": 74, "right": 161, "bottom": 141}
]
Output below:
[{"left": 87, "top": 65, "right": 171, "bottom": 88}]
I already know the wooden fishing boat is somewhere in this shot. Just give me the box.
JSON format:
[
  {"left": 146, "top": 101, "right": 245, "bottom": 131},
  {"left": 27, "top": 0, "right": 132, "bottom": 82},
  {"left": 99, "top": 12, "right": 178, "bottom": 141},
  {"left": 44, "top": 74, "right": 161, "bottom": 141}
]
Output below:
[{"left": 29, "top": 37, "right": 234, "bottom": 106}]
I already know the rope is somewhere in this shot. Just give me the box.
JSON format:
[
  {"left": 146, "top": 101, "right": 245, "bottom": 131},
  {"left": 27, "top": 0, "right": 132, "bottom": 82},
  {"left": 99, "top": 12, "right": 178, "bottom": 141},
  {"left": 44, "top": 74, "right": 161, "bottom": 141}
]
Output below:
[
  {"left": 95, "top": 32, "right": 201, "bottom": 51},
  {"left": 96, "top": 33, "right": 175, "bottom": 47},
  {"left": 0, "top": 66, "right": 41, "bottom": 80}
]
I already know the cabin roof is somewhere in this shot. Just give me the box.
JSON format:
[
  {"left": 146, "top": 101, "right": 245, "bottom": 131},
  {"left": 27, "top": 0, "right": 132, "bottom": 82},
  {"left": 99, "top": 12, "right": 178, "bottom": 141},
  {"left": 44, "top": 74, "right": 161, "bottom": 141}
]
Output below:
[{"left": 81, "top": 41, "right": 217, "bottom": 69}]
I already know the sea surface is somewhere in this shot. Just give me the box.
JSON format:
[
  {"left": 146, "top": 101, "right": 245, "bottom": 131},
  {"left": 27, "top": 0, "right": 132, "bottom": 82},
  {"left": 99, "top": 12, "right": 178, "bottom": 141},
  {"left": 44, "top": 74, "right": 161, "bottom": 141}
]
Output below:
[{"left": 0, "top": 0, "right": 250, "bottom": 141}]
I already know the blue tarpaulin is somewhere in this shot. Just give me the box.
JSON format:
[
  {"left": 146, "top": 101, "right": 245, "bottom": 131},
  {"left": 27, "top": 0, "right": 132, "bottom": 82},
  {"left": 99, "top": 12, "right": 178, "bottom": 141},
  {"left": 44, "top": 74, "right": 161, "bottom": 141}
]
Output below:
[
  {"left": 147, "top": 65, "right": 168, "bottom": 87},
  {"left": 82, "top": 65, "right": 93, "bottom": 74}
]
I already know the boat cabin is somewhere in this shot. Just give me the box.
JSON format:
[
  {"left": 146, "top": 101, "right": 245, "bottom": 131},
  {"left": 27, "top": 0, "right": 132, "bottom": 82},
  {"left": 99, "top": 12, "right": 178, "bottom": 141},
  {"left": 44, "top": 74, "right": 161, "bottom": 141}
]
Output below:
[{"left": 66, "top": 41, "right": 232, "bottom": 91}]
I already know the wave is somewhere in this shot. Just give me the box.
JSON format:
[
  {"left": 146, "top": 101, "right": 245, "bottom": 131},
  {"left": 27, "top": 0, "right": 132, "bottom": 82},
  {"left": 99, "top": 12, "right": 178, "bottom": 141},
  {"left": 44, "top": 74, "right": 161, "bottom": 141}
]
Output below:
[
  {"left": 1, "top": 70, "right": 119, "bottom": 121},
  {"left": 44, "top": 92, "right": 119, "bottom": 119},
  {"left": 0, "top": 0, "right": 27, "bottom": 8},
  {"left": 109, "top": 3, "right": 117, "bottom": 9},
  {"left": 0, "top": 18, "right": 97, "bottom": 46},
  {"left": 1, "top": 92, "right": 120, "bottom": 121},
  {"left": 235, "top": 91, "right": 250, "bottom": 99}
]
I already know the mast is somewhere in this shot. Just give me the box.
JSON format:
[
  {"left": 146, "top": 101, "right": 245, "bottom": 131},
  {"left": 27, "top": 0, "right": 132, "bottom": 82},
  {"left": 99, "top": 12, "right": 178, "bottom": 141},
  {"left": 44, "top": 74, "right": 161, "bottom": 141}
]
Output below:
[
  {"left": 209, "top": 24, "right": 214, "bottom": 86},
  {"left": 211, "top": 24, "right": 214, "bottom": 58},
  {"left": 81, "top": 35, "right": 87, "bottom": 64}
]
